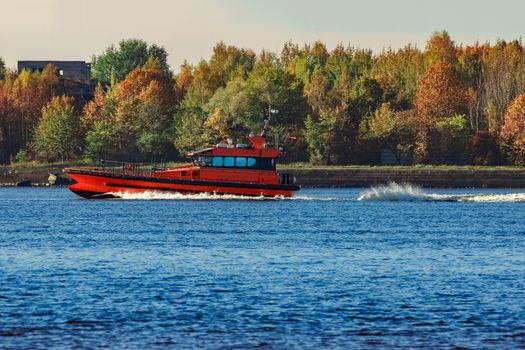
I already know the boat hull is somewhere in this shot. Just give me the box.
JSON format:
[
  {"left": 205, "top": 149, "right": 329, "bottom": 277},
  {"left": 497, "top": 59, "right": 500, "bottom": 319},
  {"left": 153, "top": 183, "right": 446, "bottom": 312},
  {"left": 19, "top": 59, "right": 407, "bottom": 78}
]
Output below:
[{"left": 66, "top": 169, "right": 299, "bottom": 199}]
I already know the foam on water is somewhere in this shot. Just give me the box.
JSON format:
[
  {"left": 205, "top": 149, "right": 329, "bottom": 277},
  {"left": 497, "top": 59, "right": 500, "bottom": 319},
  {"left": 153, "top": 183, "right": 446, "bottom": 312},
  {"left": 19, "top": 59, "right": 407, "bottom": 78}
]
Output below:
[
  {"left": 453, "top": 193, "right": 525, "bottom": 202},
  {"left": 110, "top": 191, "right": 353, "bottom": 201},
  {"left": 358, "top": 183, "right": 525, "bottom": 203},
  {"left": 111, "top": 191, "right": 269, "bottom": 201},
  {"left": 357, "top": 183, "right": 428, "bottom": 201},
  {"left": 108, "top": 184, "right": 525, "bottom": 202}
]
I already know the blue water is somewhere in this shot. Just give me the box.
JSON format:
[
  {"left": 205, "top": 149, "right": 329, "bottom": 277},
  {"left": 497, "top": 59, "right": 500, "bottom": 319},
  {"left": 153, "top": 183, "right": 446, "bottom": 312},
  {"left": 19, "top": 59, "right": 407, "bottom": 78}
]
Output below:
[{"left": 1, "top": 186, "right": 525, "bottom": 349}]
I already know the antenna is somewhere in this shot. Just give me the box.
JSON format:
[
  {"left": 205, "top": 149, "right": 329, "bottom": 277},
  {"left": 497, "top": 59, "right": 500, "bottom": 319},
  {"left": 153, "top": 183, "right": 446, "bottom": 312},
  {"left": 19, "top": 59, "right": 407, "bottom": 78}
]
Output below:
[{"left": 261, "top": 105, "right": 278, "bottom": 137}]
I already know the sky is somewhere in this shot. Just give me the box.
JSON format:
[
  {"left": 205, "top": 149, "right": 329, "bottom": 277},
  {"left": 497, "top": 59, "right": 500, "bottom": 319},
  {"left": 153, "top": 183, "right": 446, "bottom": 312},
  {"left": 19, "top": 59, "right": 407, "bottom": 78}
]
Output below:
[{"left": 1, "top": 0, "right": 524, "bottom": 72}]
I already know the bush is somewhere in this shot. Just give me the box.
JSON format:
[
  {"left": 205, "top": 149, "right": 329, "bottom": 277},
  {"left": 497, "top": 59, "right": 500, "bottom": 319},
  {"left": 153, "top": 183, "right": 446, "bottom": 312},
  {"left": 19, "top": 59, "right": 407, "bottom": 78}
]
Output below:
[{"left": 15, "top": 149, "right": 28, "bottom": 163}]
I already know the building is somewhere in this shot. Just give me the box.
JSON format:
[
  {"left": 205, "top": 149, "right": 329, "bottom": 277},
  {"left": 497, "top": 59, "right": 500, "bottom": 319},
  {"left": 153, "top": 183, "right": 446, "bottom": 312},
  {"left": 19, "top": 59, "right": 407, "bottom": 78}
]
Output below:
[
  {"left": 17, "top": 60, "right": 94, "bottom": 100},
  {"left": 18, "top": 60, "right": 91, "bottom": 83}
]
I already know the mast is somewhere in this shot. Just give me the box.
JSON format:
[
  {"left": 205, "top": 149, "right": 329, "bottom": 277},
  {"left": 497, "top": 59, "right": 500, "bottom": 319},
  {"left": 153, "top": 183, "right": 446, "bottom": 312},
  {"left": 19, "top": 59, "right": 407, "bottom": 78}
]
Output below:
[{"left": 261, "top": 105, "right": 278, "bottom": 138}]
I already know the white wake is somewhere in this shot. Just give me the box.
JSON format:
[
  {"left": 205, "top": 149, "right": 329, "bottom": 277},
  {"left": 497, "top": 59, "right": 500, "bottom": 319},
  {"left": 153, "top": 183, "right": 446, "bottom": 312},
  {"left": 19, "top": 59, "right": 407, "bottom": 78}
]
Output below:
[
  {"left": 111, "top": 191, "right": 270, "bottom": 201},
  {"left": 109, "top": 191, "right": 351, "bottom": 201},
  {"left": 357, "top": 183, "right": 525, "bottom": 203},
  {"left": 105, "top": 184, "right": 525, "bottom": 203},
  {"left": 357, "top": 183, "right": 428, "bottom": 201}
]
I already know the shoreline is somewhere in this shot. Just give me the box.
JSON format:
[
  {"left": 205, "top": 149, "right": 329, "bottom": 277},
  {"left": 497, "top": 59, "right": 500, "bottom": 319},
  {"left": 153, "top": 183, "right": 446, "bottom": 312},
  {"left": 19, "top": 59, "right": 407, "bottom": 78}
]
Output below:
[{"left": 2, "top": 164, "right": 525, "bottom": 188}]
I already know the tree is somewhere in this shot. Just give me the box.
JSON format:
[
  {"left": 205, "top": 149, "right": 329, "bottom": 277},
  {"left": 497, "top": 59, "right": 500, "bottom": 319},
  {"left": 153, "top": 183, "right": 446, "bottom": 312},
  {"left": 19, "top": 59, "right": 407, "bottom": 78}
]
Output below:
[
  {"left": 426, "top": 114, "right": 469, "bottom": 164},
  {"left": 82, "top": 62, "right": 177, "bottom": 161},
  {"left": 32, "top": 96, "right": 80, "bottom": 162},
  {"left": 500, "top": 94, "right": 525, "bottom": 164},
  {"left": 414, "top": 61, "right": 469, "bottom": 121},
  {"left": 0, "top": 64, "right": 59, "bottom": 163},
  {"left": 366, "top": 103, "right": 418, "bottom": 163},
  {"left": 205, "top": 42, "right": 256, "bottom": 92},
  {"left": 480, "top": 41, "right": 525, "bottom": 132},
  {"left": 372, "top": 45, "right": 425, "bottom": 109},
  {"left": 174, "top": 62, "right": 194, "bottom": 100},
  {"left": 91, "top": 39, "right": 171, "bottom": 84},
  {"left": 424, "top": 31, "right": 457, "bottom": 66}
]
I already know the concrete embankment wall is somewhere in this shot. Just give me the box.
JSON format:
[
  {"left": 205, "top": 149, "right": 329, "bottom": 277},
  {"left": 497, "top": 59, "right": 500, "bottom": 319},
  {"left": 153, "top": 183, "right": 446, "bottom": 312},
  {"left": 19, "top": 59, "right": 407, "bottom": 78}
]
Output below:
[
  {"left": 0, "top": 165, "right": 70, "bottom": 186},
  {"left": 2, "top": 164, "right": 525, "bottom": 188},
  {"left": 289, "top": 168, "right": 525, "bottom": 188}
]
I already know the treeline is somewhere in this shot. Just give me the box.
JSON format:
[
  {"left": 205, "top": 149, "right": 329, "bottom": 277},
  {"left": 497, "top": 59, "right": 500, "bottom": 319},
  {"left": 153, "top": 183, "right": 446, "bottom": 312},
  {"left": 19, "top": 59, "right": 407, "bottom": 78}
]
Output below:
[{"left": 1, "top": 32, "right": 525, "bottom": 165}]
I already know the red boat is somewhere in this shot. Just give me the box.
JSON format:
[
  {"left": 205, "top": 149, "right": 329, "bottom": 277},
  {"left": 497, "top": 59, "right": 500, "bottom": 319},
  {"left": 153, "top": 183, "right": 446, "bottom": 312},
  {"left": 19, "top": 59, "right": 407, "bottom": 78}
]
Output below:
[{"left": 65, "top": 134, "right": 299, "bottom": 199}]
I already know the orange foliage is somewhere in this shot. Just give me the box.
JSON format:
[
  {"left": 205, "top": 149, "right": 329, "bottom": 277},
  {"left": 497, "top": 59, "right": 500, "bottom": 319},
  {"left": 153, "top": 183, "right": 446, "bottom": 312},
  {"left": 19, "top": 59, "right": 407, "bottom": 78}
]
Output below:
[
  {"left": 414, "top": 61, "right": 469, "bottom": 122},
  {"left": 0, "top": 64, "right": 59, "bottom": 161},
  {"left": 175, "top": 63, "right": 193, "bottom": 100},
  {"left": 80, "top": 85, "right": 108, "bottom": 130},
  {"left": 116, "top": 67, "right": 175, "bottom": 111},
  {"left": 500, "top": 94, "right": 525, "bottom": 162}
]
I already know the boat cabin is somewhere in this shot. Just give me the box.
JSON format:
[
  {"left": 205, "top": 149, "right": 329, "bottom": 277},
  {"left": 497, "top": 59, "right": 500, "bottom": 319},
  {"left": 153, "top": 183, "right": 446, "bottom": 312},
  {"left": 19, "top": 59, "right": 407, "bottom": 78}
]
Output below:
[{"left": 152, "top": 135, "right": 288, "bottom": 185}]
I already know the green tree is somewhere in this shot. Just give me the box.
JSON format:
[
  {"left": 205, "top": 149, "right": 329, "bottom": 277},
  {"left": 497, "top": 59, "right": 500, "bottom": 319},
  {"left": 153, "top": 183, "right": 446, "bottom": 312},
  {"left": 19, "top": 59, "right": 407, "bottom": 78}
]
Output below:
[
  {"left": 91, "top": 39, "right": 171, "bottom": 84},
  {"left": 172, "top": 79, "right": 214, "bottom": 155},
  {"left": 372, "top": 45, "right": 425, "bottom": 109},
  {"left": 366, "top": 103, "right": 418, "bottom": 163},
  {"left": 427, "top": 114, "right": 469, "bottom": 164},
  {"left": 84, "top": 119, "right": 119, "bottom": 161},
  {"left": 32, "top": 96, "right": 81, "bottom": 162}
]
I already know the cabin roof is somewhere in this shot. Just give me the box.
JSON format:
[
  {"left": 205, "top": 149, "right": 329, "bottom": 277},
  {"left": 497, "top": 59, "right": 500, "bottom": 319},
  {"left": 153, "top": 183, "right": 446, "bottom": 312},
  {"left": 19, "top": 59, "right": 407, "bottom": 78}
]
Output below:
[{"left": 189, "top": 146, "right": 280, "bottom": 158}]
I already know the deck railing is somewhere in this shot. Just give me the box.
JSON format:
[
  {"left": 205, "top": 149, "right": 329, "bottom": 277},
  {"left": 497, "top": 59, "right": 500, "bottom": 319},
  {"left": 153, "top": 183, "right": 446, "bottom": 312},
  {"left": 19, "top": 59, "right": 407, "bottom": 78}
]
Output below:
[{"left": 93, "top": 160, "right": 166, "bottom": 177}]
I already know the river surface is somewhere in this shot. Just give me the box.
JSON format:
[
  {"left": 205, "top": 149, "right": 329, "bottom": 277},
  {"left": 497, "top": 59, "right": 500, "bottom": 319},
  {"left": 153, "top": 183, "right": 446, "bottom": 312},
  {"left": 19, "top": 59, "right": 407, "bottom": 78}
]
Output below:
[{"left": 1, "top": 185, "right": 525, "bottom": 349}]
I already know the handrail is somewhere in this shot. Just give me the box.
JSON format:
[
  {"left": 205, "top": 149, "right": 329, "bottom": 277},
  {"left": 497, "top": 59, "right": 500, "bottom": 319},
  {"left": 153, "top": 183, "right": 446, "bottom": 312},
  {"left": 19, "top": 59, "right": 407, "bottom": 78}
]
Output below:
[{"left": 89, "top": 160, "right": 167, "bottom": 176}]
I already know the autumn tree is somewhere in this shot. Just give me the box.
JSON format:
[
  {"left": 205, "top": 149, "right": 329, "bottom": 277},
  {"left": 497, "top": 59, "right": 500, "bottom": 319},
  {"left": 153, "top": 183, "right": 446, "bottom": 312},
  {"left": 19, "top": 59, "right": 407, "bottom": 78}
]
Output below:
[
  {"left": 500, "top": 94, "right": 525, "bottom": 164},
  {"left": 174, "top": 62, "right": 194, "bottom": 100},
  {"left": 424, "top": 31, "right": 457, "bottom": 66},
  {"left": 0, "top": 64, "right": 59, "bottom": 162},
  {"left": 480, "top": 41, "right": 525, "bottom": 132},
  {"left": 415, "top": 61, "right": 468, "bottom": 121},
  {"left": 172, "top": 61, "right": 216, "bottom": 156},
  {"left": 32, "top": 96, "right": 81, "bottom": 162},
  {"left": 83, "top": 61, "right": 177, "bottom": 161},
  {"left": 206, "top": 42, "right": 256, "bottom": 92},
  {"left": 91, "top": 39, "right": 170, "bottom": 84}
]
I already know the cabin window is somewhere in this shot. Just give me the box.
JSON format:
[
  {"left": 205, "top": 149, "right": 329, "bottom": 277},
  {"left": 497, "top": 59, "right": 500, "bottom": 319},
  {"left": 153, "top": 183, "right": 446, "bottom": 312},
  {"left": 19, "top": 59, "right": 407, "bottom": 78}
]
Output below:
[
  {"left": 247, "top": 157, "right": 256, "bottom": 167},
  {"left": 235, "top": 157, "right": 247, "bottom": 167},
  {"left": 224, "top": 157, "right": 235, "bottom": 167},
  {"left": 197, "top": 156, "right": 212, "bottom": 167},
  {"left": 258, "top": 158, "right": 275, "bottom": 170},
  {"left": 212, "top": 156, "right": 223, "bottom": 167}
]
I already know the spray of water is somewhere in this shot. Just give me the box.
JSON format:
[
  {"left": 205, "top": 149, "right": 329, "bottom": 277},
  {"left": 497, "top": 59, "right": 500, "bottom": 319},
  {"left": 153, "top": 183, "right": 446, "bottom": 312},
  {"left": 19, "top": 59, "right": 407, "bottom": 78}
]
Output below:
[
  {"left": 112, "top": 191, "right": 270, "bottom": 201},
  {"left": 357, "top": 183, "right": 428, "bottom": 201},
  {"left": 357, "top": 182, "right": 525, "bottom": 203}
]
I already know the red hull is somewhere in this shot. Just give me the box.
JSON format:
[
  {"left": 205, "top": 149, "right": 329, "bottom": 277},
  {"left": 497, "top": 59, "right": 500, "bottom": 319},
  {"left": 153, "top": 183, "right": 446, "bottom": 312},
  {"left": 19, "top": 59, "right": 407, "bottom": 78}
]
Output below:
[{"left": 66, "top": 169, "right": 299, "bottom": 199}]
